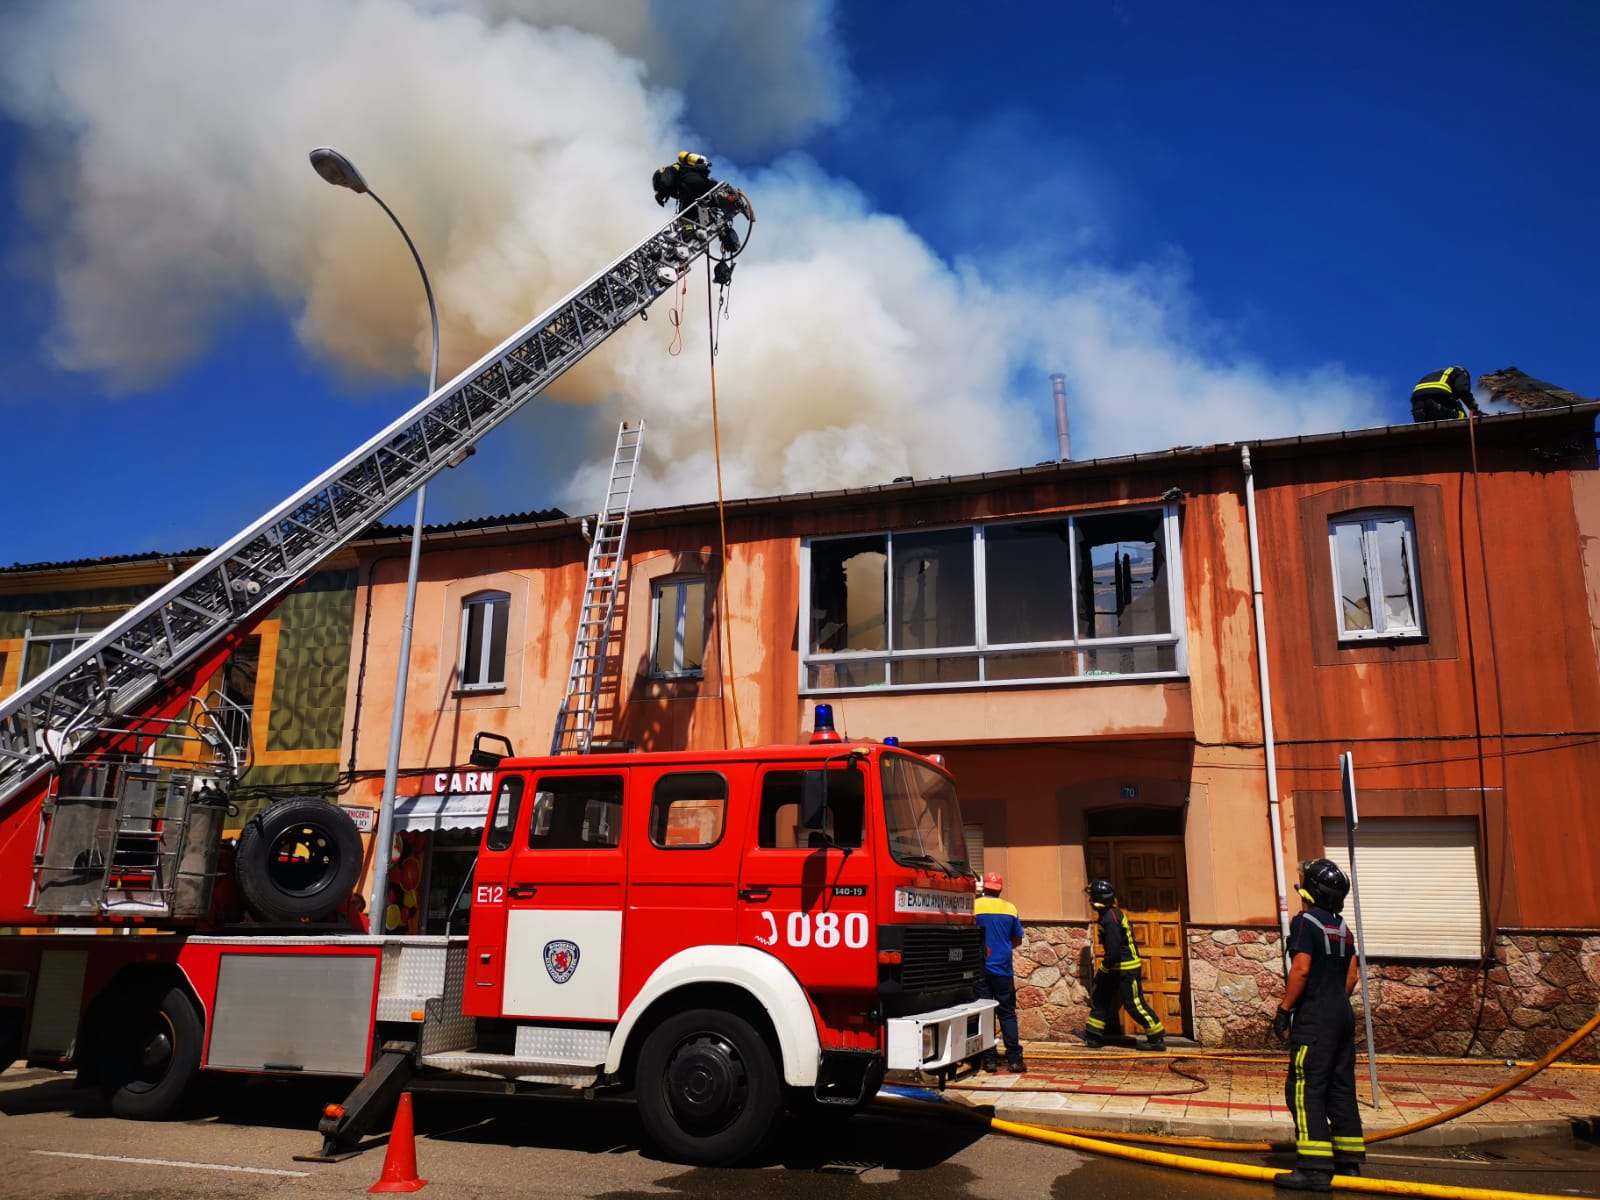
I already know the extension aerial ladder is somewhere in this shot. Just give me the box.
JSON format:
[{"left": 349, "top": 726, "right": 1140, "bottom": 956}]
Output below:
[
  {"left": 549, "top": 420, "right": 644, "bottom": 754},
  {"left": 0, "top": 186, "right": 746, "bottom": 817}
]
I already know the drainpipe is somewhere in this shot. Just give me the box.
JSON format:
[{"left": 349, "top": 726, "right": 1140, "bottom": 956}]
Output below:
[{"left": 1241, "top": 445, "right": 1292, "bottom": 958}]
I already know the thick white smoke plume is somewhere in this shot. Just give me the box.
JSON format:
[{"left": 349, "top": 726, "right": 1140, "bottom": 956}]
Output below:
[{"left": 0, "top": 0, "right": 1382, "bottom": 521}]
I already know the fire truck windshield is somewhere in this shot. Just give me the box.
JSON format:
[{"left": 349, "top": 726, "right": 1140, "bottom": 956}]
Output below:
[{"left": 880, "top": 753, "right": 969, "bottom": 878}]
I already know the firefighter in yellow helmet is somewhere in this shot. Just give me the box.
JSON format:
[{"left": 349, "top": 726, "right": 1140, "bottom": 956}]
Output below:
[
  {"left": 651, "top": 151, "right": 743, "bottom": 254},
  {"left": 1410, "top": 367, "right": 1480, "bottom": 422}
]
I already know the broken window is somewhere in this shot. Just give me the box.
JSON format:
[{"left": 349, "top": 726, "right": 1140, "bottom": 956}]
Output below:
[
  {"left": 803, "top": 504, "right": 1183, "bottom": 692},
  {"left": 1329, "top": 512, "right": 1423, "bottom": 640}
]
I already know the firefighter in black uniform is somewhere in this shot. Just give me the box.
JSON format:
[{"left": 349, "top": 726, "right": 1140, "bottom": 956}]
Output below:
[
  {"left": 1410, "top": 366, "right": 1479, "bottom": 422},
  {"left": 1271, "top": 859, "right": 1365, "bottom": 1192},
  {"left": 651, "top": 151, "right": 744, "bottom": 254},
  {"left": 1083, "top": 879, "right": 1166, "bottom": 1050}
]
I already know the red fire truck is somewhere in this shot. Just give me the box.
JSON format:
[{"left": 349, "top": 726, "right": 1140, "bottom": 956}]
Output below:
[
  {"left": 1, "top": 710, "right": 992, "bottom": 1164},
  {"left": 0, "top": 190, "right": 994, "bottom": 1164}
]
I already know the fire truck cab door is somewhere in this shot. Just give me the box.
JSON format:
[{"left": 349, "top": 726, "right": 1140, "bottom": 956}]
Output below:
[
  {"left": 499, "top": 770, "right": 628, "bottom": 1020},
  {"left": 738, "top": 761, "right": 876, "bottom": 991}
]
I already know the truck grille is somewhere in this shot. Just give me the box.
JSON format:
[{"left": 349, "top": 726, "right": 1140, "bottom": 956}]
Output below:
[{"left": 880, "top": 924, "right": 985, "bottom": 992}]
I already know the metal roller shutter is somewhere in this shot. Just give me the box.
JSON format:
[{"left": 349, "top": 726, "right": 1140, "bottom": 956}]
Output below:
[
  {"left": 1320, "top": 817, "right": 1482, "bottom": 959},
  {"left": 964, "top": 825, "right": 985, "bottom": 881}
]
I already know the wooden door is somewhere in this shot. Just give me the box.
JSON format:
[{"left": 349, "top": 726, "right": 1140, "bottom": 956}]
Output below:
[{"left": 1086, "top": 837, "right": 1187, "bottom": 1035}]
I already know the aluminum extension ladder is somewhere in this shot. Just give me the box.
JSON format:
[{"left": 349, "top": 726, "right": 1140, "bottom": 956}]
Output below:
[
  {"left": 0, "top": 186, "right": 746, "bottom": 811},
  {"left": 550, "top": 421, "right": 644, "bottom": 754}
]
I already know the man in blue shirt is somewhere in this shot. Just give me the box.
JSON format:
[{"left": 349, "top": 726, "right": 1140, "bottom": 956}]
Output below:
[{"left": 974, "top": 871, "right": 1026, "bottom": 1073}]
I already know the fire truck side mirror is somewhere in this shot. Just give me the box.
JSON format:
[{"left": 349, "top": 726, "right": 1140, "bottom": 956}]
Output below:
[
  {"left": 470, "top": 732, "right": 513, "bottom": 769},
  {"left": 799, "top": 771, "right": 828, "bottom": 831}
]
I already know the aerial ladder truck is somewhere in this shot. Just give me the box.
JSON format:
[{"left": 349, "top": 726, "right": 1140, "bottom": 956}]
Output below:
[{"left": 0, "top": 185, "right": 994, "bottom": 1165}]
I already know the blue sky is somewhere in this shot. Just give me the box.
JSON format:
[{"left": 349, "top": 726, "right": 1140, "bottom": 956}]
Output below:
[{"left": 1, "top": 2, "right": 1595, "bottom": 568}]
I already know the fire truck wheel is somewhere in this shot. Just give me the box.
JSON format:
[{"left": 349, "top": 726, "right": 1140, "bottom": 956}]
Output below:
[
  {"left": 234, "top": 797, "right": 363, "bottom": 923},
  {"left": 636, "top": 1008, "right": 781, "bottom": 1165},
  {"left": 97, "top": 983, "right": 203, "bottom": 1120}
]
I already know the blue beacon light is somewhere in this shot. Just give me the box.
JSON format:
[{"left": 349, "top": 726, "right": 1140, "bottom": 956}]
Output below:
[
  {"left": 810, "top": 703, "right": 843, "bottom": 744},
  {"left": 883, "top": 736, "right": 899, "bottom": 746}
]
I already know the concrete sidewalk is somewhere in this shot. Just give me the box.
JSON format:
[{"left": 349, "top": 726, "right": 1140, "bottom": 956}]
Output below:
[{"left": 908, "top": 1039, "right": 1600, "bottom": 1147}]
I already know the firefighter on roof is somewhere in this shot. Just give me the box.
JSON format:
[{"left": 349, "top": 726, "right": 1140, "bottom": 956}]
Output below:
[
  {"left": 651, "top": 151, "right": 745, "bottom": 254},
  {"left": 1084, "top": 879, "right": 1166, "bottom": 1051},
  {"left": 1270, "top": 859, "right": 1365, "bottom": 1192},
  {"left": 1410, "top": 366, "right": 1480, "bottom": 422}
]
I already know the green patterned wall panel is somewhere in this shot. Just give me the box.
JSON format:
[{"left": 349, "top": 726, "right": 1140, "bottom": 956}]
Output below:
[{"left": 266, "top": 569, "right": 357, "bottom": 755}]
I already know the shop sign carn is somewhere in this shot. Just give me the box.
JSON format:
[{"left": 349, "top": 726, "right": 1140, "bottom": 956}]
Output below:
[{"left": 427, "top": 771, "right": 495, "bottom": 796}]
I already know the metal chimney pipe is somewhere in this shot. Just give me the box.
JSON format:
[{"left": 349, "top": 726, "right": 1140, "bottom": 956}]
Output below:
[{"left": 1050, "top": 373, "right": 1072, "bottom": 461}]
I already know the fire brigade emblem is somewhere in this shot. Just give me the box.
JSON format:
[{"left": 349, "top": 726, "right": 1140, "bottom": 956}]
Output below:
[{"left": 543, "top": 940, "right": 580, "bottom": 984}]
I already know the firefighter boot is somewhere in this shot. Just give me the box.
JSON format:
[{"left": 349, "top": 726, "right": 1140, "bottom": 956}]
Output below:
[
  {"left": 980, "top": 1053, "right": 999, "bottom": 1073},
  {"left": 1273, "top": 1168, "right": 1334, "bottom": 1193},
  {"left": 1006, "top": 1054, "right": 1027, "bottom": 1074},
  {"left": 1140, "top": 1033, "right": 1166, "bottom": 1052},
  {"left": 1080, "top": 1029, "right": 1105, "bottom": 1048},
  {"left": 1334, "top": 1163, "right": 1362, "bottom": 1177}
]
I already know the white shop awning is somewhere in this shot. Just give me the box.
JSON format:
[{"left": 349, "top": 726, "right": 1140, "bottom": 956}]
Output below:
[{"left": 392, "top": 792, "right": 492, "bottom": 833}]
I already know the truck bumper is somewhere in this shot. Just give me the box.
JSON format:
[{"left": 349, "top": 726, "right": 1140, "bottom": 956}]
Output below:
[{"left": 884, "top": 998, "right": 996, "bottom": 1071}]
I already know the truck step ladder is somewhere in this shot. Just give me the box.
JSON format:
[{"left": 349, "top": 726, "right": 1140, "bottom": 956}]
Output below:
[
  {"left": 550, "top": 420, "right": 644, "bottom": 754},
  {"left": 0, "top": 187, "right": 745, "bottom": 813}
]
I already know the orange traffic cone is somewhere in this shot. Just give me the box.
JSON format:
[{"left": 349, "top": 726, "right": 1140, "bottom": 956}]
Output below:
[{"left": 368, "top": 1091, "right": 428, "bottom": 1193}]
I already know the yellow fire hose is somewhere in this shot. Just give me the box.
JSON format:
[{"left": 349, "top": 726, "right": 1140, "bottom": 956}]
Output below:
[
  {"left": 946, "top": 1009, "right": 1600, "bottom": 1154},
  {"left": 880, "top": 1006, "right": 1599, "bottom": 1200},
  {"left": 879, "top": 1097, "right": 1582, "bottom": 1200}
]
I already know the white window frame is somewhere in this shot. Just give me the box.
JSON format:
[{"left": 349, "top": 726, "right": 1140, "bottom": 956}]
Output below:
[
  {"left": 458, "top": 591, "right": 509, "bottom": 692},
  {"left": 798, "top": 504, "right": 1186, "bottom": 694},
  {"left": 1328, "top": 510, "right": 1424, "bottom": 642},
  {"left": 650, "top": 576, "right": 706, "bottom": 679},
  {"left": 20, "top": 608, "right": 122, "bottom": 685}
]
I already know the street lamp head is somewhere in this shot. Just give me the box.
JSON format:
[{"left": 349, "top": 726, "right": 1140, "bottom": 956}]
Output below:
[{"left": 309, "top": 147, "right": 369, "bottom": 195}]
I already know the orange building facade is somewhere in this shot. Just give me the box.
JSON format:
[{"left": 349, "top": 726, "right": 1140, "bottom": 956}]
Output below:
[{"left": 340, "top": 404, "right": 1600, "bottom": 1057}]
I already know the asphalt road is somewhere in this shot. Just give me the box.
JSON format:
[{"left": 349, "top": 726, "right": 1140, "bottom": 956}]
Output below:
[{"left": 1, "top": 1065, "right": 1595, "bottom": 1199}]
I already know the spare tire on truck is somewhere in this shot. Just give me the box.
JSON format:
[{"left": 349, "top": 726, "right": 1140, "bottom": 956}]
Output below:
[{"left": 234, "top": 797, "right": 362, "bottom": 923}]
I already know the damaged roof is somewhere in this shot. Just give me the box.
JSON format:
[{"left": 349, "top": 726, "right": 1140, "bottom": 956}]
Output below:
[{"left": 1480, "top": 366, "right": 1595, "bottom": 410}]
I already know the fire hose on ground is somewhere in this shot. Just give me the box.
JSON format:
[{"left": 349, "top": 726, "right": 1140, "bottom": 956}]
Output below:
[{"left": 879, "top": 1006, "right": 1599, "bottom": 1200}]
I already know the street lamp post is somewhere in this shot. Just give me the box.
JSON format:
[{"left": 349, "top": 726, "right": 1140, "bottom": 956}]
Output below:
[{"left": 310, "top": 147, "right": 438, "bottom": 933}]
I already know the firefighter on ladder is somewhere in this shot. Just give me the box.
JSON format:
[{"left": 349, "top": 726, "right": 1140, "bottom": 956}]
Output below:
[
  {"left": 651, "top": 151, "right": 746, "bottom": 256},
  {"left": 1271, "top": 859, "right": 1365, "bottom": 1191},
  {"left": 1083, "top": 879, "right": 1166, "bottom": 1050}
]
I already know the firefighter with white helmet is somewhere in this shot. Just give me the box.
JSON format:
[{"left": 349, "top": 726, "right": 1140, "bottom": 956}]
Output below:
[
  {"left": 1271, "top": 858, "right": 1365, "bottom": 1192},
  {"left": 974, "top": 871, "right": 1027, "bottom": 1073}
]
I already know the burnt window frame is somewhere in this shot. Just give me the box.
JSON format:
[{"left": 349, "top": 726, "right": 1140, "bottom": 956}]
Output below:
[{"left": 798, "top": 503, "right": 1185, "bottom": 693}]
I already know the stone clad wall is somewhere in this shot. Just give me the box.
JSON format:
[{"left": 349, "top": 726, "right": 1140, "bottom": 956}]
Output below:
[
  {"left": 1186, "top": 925, "right": 1285, "bottom": 1046},
  {"left": 1012, "top": 923, "right": 1097, "bottom": 1042},
  {"left": 1181, "top": 927, "right": 1599, "bottom": 1061},
  {"left": 1014, "top": 924, "right": 1599, "bottom": 1061}
]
